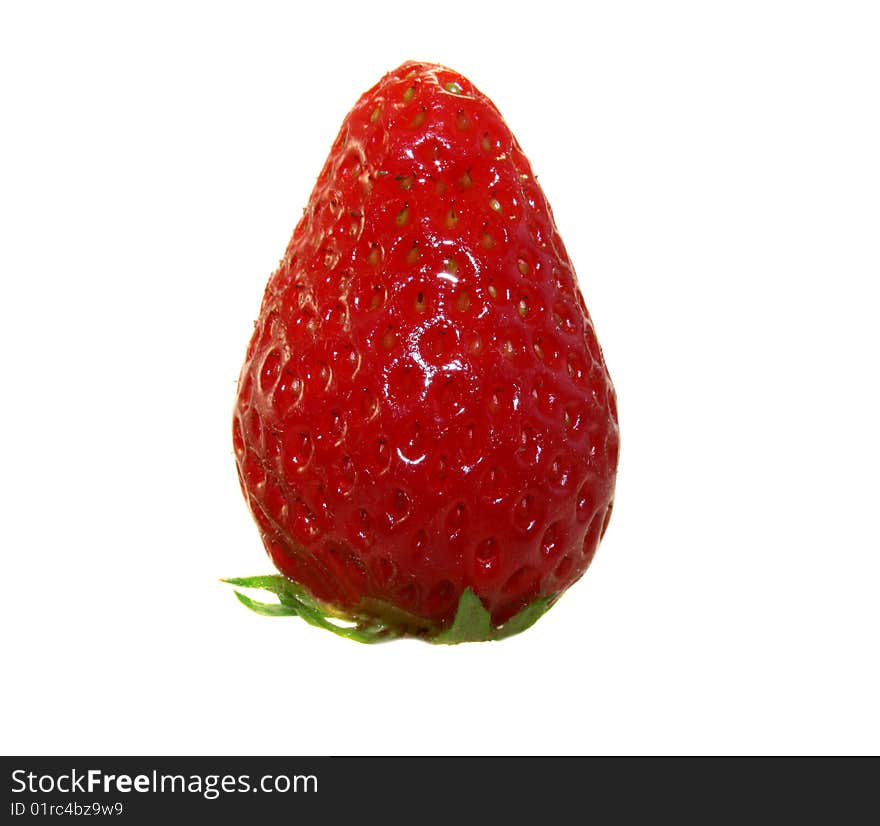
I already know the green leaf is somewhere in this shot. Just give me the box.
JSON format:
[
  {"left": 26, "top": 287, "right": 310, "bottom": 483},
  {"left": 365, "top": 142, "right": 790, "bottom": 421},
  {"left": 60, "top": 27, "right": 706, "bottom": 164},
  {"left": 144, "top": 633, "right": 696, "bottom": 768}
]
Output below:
[
  {"left": 223, "top": 575, "right": 402, "bottom": 644},
  {"left": 231, "top": 590, "right": 300, "bottom": 617},
  {"left": 223, "top": 576, "right": 558, "bottom": 645},
  {"left": 430, "top": 590, "right": 557, "bottom": 643},
  {"left": 222, "top": 575, "right": 293, "bottom": 596},
  {"left": 432, "top": 588, "right": 492, "bottom": 644},
  {"left": 493, "top": 595, "right": 556, "bottom": 640}
]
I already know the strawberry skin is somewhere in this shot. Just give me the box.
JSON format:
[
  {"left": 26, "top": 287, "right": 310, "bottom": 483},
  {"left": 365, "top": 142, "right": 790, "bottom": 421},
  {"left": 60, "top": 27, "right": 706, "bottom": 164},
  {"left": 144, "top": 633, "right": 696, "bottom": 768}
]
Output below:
[{"left": 232, "top": 61, "right": 619, "bottom": 633}]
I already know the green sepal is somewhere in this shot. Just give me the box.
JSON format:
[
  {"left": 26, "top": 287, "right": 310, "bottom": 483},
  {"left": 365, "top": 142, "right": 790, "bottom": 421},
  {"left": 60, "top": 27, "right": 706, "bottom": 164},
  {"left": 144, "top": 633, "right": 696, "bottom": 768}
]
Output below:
[
  {"left": 491, "top": 594, "right": 556, "bottom": 640},
  {"left": 433, "top": 589, "right": 556, "bottom": 644},
  {"left": 231, "top": 590, "right": 299, "bottom": 617},
  {"left": 223, "top": 576, "right": 402, "bottom": 644},
  {"left": 223, "top": 576, "right": 557, "bottom": 645},
  {"left": 432, "top": 588, "right": 491, "bottom": 643}
]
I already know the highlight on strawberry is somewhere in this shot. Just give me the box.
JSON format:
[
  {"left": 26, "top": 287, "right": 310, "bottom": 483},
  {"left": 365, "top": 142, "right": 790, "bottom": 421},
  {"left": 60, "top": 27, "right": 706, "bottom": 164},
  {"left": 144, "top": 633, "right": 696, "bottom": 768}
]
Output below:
[{"left": 228, "top": 61, "right": 619, "bottom": 643}]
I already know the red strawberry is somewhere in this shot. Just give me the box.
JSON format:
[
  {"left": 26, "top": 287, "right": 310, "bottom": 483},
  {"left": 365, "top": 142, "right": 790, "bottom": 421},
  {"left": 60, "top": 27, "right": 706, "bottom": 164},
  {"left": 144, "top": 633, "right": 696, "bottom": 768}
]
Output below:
[{"left": 229, "top": 61, "right": 619, "bottom": 642}]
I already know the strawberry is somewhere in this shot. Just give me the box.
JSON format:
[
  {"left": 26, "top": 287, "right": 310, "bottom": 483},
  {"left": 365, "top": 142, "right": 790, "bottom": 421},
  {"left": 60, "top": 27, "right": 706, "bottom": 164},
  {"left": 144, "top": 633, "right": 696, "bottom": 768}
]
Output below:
[{"left": 228, "top": 61, "right": 619, "bottom": 643}]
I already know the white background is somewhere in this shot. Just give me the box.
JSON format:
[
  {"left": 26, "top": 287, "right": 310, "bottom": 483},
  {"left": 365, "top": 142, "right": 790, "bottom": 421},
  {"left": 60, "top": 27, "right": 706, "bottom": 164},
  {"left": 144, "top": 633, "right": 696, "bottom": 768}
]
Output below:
[{"left": 2, "top": 1, "right": 878, "bottom": 756}]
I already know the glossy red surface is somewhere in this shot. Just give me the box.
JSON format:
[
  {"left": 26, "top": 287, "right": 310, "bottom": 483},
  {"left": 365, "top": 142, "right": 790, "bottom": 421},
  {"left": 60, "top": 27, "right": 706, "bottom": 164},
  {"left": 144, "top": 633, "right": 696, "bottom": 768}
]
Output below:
[{"left": 233, "top": 62, "right": 619, "bottom": 625}]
